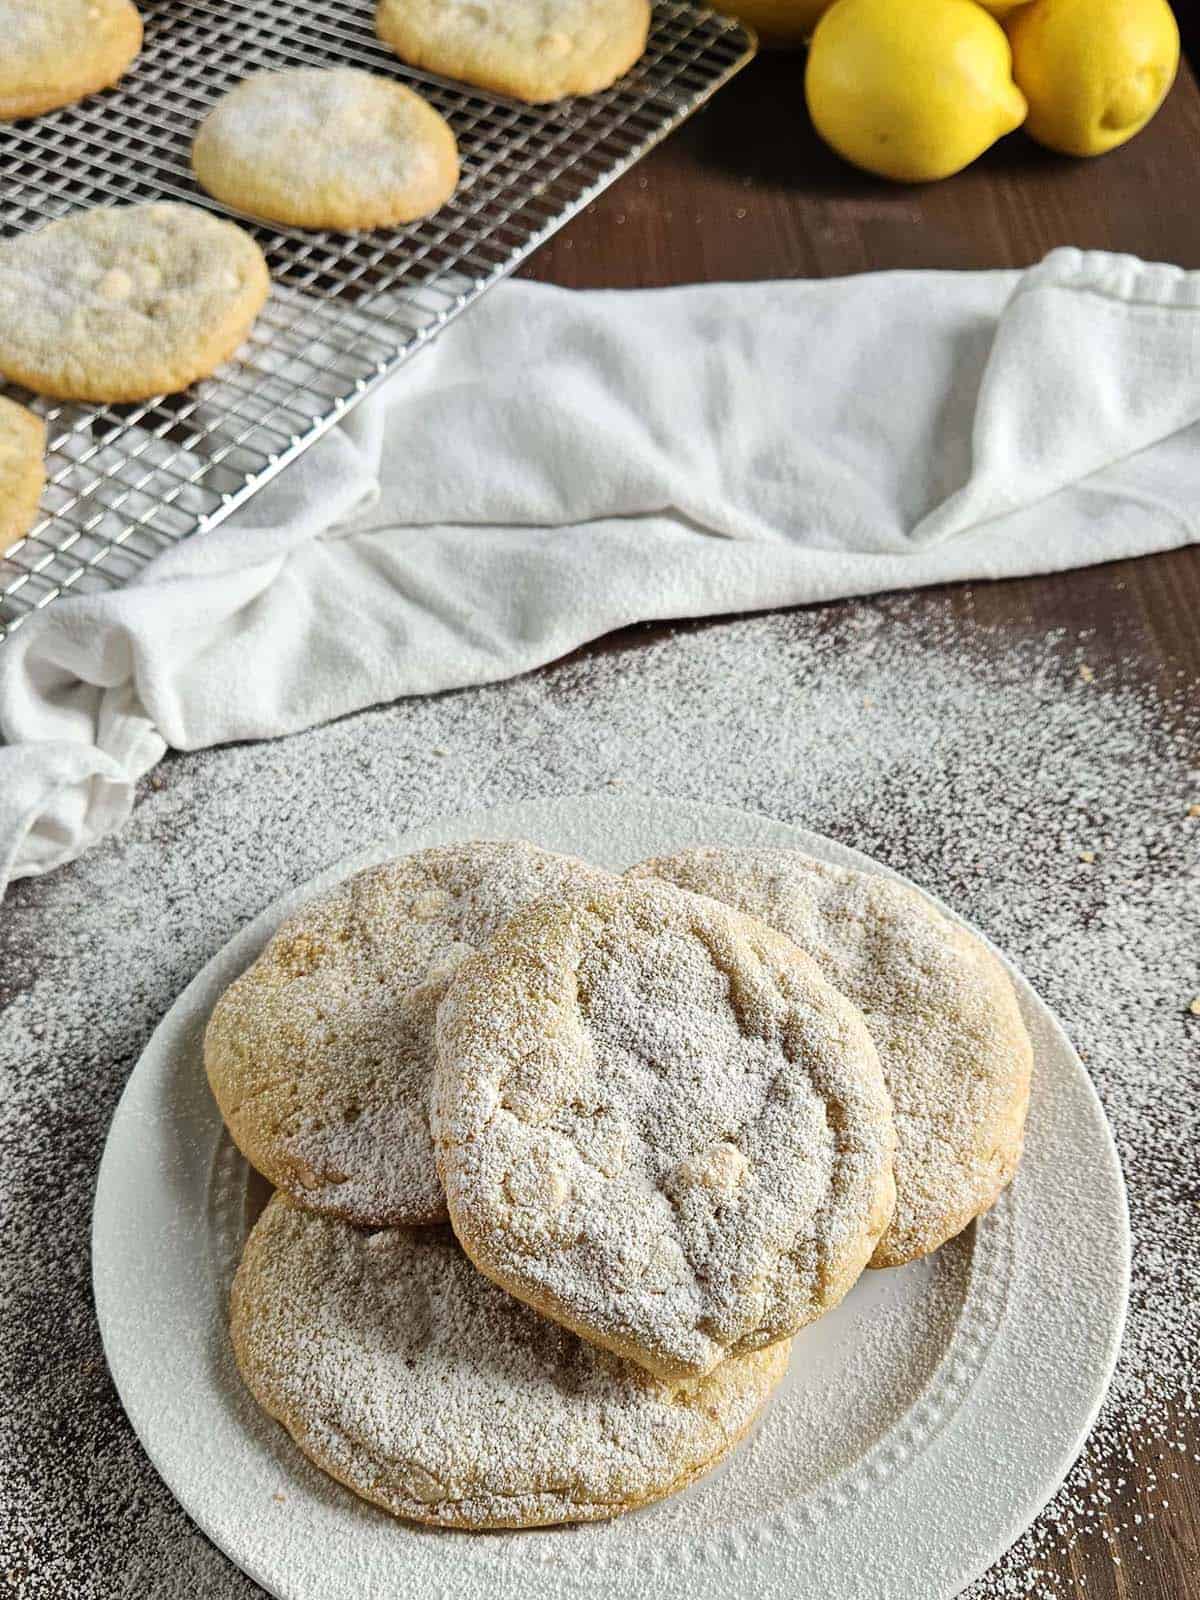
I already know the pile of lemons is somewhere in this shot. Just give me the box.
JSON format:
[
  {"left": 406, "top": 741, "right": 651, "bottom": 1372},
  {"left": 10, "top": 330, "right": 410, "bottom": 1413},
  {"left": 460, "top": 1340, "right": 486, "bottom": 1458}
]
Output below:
[{"left": 719, "top": 0, "right": 1180, "bottom": 181}]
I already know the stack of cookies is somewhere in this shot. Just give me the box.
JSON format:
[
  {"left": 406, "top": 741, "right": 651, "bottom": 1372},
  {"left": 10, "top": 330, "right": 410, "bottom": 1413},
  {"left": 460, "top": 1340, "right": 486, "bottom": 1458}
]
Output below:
[{"left": 205, "top": 837, "right": 1032, "bottom": 1530}]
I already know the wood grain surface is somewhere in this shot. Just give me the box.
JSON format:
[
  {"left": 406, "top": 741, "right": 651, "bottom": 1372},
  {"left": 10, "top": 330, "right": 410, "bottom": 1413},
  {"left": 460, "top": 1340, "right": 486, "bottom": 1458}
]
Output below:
[
  {"left": 3, "top": 23, "right": 1195, "bottom": 1600},
  {"left": 517, "top": 39, "right": 1200, "bottom": 1600}
]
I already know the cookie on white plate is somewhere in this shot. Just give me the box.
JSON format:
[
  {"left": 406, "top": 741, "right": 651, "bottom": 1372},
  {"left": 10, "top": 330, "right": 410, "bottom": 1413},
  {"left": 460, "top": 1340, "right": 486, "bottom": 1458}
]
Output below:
[
  {"left": 434, "top": 878, "right": 896, "bottom": 1378},
  {"left": 232, "top": 1195, "right": 791, "bottom": 1529},
  {"left": 628, "top": 847, "right": 1033, "bottom": 1267},
  {"left": 0, "top": 203, "right": 270, "bottom": 404},
  {"left": 192, "top": 68, "right": 459, "bottom": 231},
  {"left": 205, "top": 841, "right": 610, "bottom": 1229},
  {"left": 375, "top": 0, "right": 651, "bottom": 104}
]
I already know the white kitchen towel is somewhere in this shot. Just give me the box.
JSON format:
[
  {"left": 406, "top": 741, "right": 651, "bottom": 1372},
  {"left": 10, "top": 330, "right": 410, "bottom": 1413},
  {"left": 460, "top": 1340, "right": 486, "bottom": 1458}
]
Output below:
[{"left": 3, "top": 247, "right": 1200, "bottom": 894}]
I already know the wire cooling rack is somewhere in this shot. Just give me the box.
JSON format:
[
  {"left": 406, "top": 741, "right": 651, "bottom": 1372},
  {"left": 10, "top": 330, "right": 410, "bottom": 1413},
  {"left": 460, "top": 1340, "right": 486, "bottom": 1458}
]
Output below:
[{"left": 0, "top": 1, "right": 753, "bottom": 641}]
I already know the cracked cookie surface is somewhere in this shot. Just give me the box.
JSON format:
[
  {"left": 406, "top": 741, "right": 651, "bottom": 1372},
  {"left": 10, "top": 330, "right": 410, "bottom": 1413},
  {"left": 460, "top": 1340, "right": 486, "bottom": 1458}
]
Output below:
[
  {"left": 206, "top": 840, "right": 609, "bottom": 1228},
  {"left": 628, "top": 847, "right": 1033, "bottom": 1267},
  {"left": 231, "top": 1194, "right": 790, "bottom": 1528},
  {"left": 433, "top": 878, "right": 896, "bottom": 1378},
  {"left": 0, "top": 203, "right": 270, "bottom": 403}
]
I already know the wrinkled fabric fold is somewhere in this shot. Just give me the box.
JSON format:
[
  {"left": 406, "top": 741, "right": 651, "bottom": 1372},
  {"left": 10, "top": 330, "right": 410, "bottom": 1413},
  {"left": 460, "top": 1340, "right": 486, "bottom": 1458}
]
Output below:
[{"left": 3, "top": 249, "right": 1199, "bottom": 893}]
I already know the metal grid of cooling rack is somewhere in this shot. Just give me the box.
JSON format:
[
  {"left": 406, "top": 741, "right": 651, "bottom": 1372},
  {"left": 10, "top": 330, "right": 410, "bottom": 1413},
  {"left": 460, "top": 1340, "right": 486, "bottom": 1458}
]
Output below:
[{"left": 0, "top": 1, "right": 753, "bottom": 641}]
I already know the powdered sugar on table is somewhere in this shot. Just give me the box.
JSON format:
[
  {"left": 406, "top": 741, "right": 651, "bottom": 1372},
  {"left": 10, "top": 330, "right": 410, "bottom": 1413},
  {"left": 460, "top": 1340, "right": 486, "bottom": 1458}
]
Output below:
[{"left": 1, "top": 595, "right": 1196, "bottom": 1598}]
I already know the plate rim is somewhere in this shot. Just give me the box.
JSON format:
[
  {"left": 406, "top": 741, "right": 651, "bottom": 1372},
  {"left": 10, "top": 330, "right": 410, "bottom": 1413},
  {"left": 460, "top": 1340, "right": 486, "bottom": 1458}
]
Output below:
[{"left": 92, "top": 791, "right": 1131, "bottom": 1600}]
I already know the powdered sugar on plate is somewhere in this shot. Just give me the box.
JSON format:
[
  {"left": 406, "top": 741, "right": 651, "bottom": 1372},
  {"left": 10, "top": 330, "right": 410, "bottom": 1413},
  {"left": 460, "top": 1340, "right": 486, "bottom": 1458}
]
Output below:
[
  {"left": 433, "top": 879, "right": 896, "bottom": 1377},
  {"left": 230, "top": 1197, "right": 790, "bottom": 1529},
  {"left": 625, "top": 846, "right": 1032, "bottom": 1269},
  {"left": 203, "top": 840, "right": 606, "bottom": 1229},
  {"left": 1, "top": 594, "right": 1196, "bottom": 1597}
]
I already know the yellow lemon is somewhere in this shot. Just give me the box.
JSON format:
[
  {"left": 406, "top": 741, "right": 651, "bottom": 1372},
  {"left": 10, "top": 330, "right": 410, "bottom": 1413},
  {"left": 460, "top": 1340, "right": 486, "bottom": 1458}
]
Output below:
[
  {"left": 805, "top": 0, "right": 1027, "bottom": 182},
  {"left": 976, "top": 0, "right": 1035, "bottom": 16},
  {"left": 712, "top": 0, "right": 832, "bottom": 45},
  {"left": 1007, "top": 0, "right": 1179, "bottom": 157}
]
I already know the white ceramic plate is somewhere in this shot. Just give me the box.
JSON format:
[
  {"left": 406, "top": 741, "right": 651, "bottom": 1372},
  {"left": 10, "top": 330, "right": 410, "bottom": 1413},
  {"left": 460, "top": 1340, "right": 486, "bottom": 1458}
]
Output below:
[{"left": 93, "top": 794, "right": 1129, "bottom": 1600}]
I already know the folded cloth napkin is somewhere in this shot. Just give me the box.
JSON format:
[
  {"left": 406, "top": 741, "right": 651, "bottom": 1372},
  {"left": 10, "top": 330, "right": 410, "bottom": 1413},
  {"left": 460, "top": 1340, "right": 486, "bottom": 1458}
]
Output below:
[{"left": 3, "top": 247, "right": 1200, "bottom": 894}]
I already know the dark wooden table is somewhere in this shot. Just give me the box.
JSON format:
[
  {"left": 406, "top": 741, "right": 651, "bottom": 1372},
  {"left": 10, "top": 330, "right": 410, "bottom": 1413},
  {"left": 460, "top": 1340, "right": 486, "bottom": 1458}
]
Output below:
[{"left": 517, "top": 40, "right": 1200, "bottom": 1600}]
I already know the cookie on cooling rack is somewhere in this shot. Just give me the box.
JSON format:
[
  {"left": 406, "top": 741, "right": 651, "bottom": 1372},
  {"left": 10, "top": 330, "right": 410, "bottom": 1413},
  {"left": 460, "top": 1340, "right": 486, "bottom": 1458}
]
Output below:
[
  {"left": 433, "top": 878, "right": 896, "bottom": 1379},
  {"left": 192, "top": 68, "right": 460, "bottom": 232},
  {"left": 627, "top": 847, "right": 1033, "bottom": 1268},
  {"left": 374, "top": 0, "right": 651, "bottom": 104},
  {"left": 0, "top": 203, "right": 270, "bottom": 404},
  {"left": 0, "top": 396, "right": 46, "bottom": 545},
  {"left": 232, "top": 1194, "right": 791, "bottom": 1529},
  {"left": 0, "top": 0, "right": 142, "bottom": 121},
  {"left": 205, "top": 840, "right": 610, "bottom": 1230}
]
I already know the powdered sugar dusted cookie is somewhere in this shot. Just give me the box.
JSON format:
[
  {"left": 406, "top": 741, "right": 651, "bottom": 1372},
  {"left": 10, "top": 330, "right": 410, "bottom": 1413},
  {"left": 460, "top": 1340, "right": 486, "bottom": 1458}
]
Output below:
[
  {"left": 192, "top": 68, "right": 459, "bottom": 232},
  {"left": 205, "top": 840, "right": 609, "bottom": 1229},
  {"left": 0, "top": 203, "right": 270, "bottom": 404},
  {"left": 0, "top": 397, "right": 46, "bottom": 545},
  {"left": 375, "top": 0, "right": 650, "bottom": 104},
  {"left": 232, "top": 1195, "right": 790, "bottom": 1529},
  {"left": 628, "top": 848, "right": 1033, "bottom": 1267},
  {"left": 433, "top": 878, "right": 896, "bottom": 1378},
  {"left": 0, "top": 0, "right": 142, "bottom": 122}
]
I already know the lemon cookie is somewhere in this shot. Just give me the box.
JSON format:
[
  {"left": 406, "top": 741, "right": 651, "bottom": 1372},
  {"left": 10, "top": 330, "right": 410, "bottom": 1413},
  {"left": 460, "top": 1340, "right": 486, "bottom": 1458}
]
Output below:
[
  {"left": 434, "top": 879, "right": 896, "bottom": 1379},
  {"left": 232, "top": 1195, "right": 790, "bottom": 1529},
  {"left": 0, "top": 0, "right": 142, "bottom": 122},
  {"left": 192, "top": 68, "right": 460, "bottom": 232},
  {"left": 0, "top": 397, "right": 46, "bottom": 545},
  {"left": 628, "top": 848, "right": 1033, "bottom": 1267},
  {"left": 205, "top": 841, "right": 609, "bottom": 1230},
  {"left": 0, "top": 203, "right": 270, "bottom": 404},
  {"left": 375, "top": 0, "right": 651, "bottom": 104}
]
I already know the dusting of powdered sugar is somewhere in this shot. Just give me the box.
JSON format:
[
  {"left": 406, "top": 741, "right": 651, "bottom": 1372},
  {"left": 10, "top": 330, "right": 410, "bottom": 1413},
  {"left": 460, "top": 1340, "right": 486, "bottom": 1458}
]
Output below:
[
  {"left": 625, "top": 848, "right": 1032, "bottom": 1269},
  {"left": 433, "top": 879, "right": 895, "bottom": 1377},
  {"left": 230, "top": 1195, "right": 789, "bottom": 1529},
  {"left": 0, "top": 593, "right": 1196, "bottom": 1596},
  {"left": 0, "top": 0, "right": 134, "bottom": 59},
  {"left": 204, "top": 840, "right": 606, "bottom": 1229},
  {"left": 0, "top": 203, "right": 269, "bottom": 403},
  {"left": 191, "top": 68, "right": 459, "bottom": 230}
]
